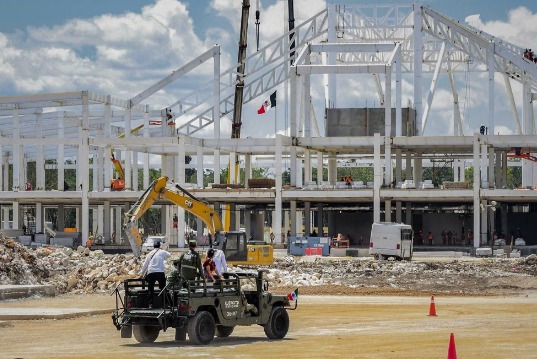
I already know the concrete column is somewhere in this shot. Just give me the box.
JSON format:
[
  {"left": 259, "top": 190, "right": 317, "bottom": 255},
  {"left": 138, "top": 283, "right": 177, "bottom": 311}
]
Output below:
[
  {"left": 297, "top": 158, "right": 303, "bottom": 188},
  {"left": 304, "top": 149, "right": 311, "bottom": 183},
  {"left": 284, "top": 210, "right": 290, "bottom": 236},
  {"left": 494, "top": 150, "right": 501, "bottom": 189},
  {"left": 405, "top": 151, "right": 412, "bottom": 180},
  {"left": 413, "top": 4, "right": 423, "bottom": 135},
  {"left": 304, "top": 202, "right": 311, "bottom": 236},
  {"left": 501, "top": 151, "right": 508, "bottom": 188},
  {"left": 12, "top": 108, "right": 21, "bottom": 191},
  {"left": 103, "top": 201, "right": 111, "bottom": 242},
  {"left": 290, "top": 201, "right": 297, "bottom": 237},
  {"left": 275, "top": 135, "right": 283, "bottom": 244},
  {"left": 35, "top": 203, "right": 43, "bottom": 233},
  {"left": 115, "top": 207, "right": 122, "bottom": 244},
  {"left": 57, "top": 112, "right": 65, "bottom": 191},
  {"left": 97, "top": 205, "right": 104, "bottom": 238},
  {"left": 413, "top": 154, "right": 422, "bottom": 184},
  {"left": 373, "top": 133, "right": 382, "bottom": 223},
  {"left": 396, "top": 202, "right": 402, "bottom": 223},
  {"left": 36, "top": 113, "right": 45, "bottom": 190},
  {"left": 245, "top": 154, "right": 251, "bottom": 189},
  {"left": 132, "top": 151, "right": 139, "bottom": 191},
  {"left": 143, "top": 108, "right": 150, "bottom": 190},
  {"left": 3, "top": 207, "right": 9, "bottom": 229},
  {"left": 395, "top": 149, "right": 402, "bottom": 186},
  {"left": 317, "top": 203, "right": 323, "bottom": 235},
  {"left": 196, "top": 217, "right": 203, "bottom": 241},
  {"left": 57, "top": 204, "right": 65, "bottom": 231},
  {"left": 384, "top": 199, "right": 392, "bottom": 222},
  {"left": 124, "top": 107, "right": 132, "bottom": 190},
  {"left": 473, "top": 134, "right": 481, "bottom": 248},
  {"left": 229, "top": 152, "right": 236, "bottom": 184},
  {"left": 480, "top": 200, "right": 488, "bottom": 246},
  {"left": 480, "top": 143, "right": 488, "bottom": 188},
  {"left": 296, "top": 210, "right": 303, "bottom": 236},
  {"left": 91, "top": 207, "right": 97, "bottom": 235},
  {"left": 228, "top": 204, "right": 237, "bottom": 231},
  {"left": 317, "top": 152, "right": 323, "bottom": 185},
  {"left": 104, "top": 99, "right": 112, "bottom": 191},
  {"left": 405, "top": 202, "right": 411, "bottom": 226},
  {"left": 214, "top": 150, "right": 221, "bottom": 185},
  {"left": 488, "top": 147, "right": 495, "bottom": 189},
  {"left": 3, "top": 157, "right": 8, "bottom": 191},
  {"left": 197, "top": 146, "right": 204, "bottom": 188},
  {"left": 12, "top": 202, "right": 19, "bottom": 229},
  {"left": 384, "top": 65, "right": 392, "bottom": 186},
  {"left": 80, "top": 91, "right": 90, "bottom": 244},
  {"left": 328, "top": 154, "right": 337, "bottom": 182}
]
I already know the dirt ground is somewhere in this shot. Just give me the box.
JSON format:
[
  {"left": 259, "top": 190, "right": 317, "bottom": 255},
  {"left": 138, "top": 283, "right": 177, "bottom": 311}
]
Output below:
[{"left": 1, "top": 291, "right": 537, "bottom": 358}]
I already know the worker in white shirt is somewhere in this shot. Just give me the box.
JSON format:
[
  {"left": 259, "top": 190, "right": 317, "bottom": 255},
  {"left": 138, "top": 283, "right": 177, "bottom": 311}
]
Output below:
[
  {"left": 213, "top": 248, "right": 228, "bottom": 275},
  {"left": 140, "top": 241, "right": 170, "bottom": 308}
]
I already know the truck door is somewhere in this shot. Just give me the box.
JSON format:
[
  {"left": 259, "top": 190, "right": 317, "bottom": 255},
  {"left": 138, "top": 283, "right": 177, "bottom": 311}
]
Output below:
[{"left": 400, "top": 229, "right": 413, "bottom": 260}]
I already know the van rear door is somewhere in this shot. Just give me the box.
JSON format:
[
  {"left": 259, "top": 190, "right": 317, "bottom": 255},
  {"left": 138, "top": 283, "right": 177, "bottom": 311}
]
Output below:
[{"left": 400, "top": 229, "right": 413, "bottom": 260}]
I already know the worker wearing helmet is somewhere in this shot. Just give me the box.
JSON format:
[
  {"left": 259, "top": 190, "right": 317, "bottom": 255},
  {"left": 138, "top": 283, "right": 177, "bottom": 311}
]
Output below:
[{"left": 175, "top": 239, "right": 203, "bottom": 283}]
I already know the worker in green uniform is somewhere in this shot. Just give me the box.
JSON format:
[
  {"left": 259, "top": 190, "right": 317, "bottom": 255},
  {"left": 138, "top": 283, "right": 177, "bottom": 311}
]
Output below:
[{"left": 174, "top": 239, "right": 203, "bottom": 285}]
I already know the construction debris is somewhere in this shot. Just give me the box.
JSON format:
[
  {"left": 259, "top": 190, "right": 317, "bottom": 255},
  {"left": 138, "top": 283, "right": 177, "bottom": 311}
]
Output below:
[{"left": 1, "top": 235, "right": 537, "bottom": 296}]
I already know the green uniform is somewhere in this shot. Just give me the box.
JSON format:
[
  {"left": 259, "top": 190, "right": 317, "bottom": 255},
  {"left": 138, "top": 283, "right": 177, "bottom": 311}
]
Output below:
[{"left": 177, "top": 249, "right": 203, "bottom": 281}]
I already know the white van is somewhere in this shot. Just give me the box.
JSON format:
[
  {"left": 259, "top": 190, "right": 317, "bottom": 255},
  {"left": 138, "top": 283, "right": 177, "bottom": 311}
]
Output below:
[{"left": 369, "top": 222, "right": 413, "bottom": 260}]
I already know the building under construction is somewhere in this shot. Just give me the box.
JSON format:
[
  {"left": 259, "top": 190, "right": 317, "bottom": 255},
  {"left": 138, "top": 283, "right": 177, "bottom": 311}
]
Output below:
[{"left": 0, "top": 3, "right": 536, "bottom": 250}]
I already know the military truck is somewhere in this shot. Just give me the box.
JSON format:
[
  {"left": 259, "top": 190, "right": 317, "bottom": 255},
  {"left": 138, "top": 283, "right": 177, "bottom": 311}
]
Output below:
[{"left": 112, "top": 270, "right": 297, "bottom": 345}]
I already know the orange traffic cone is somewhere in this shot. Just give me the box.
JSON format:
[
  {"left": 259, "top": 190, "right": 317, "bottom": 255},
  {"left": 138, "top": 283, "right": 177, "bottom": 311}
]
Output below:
[
  {"left": 447, "top": 333, "right": 457, "bottom": 359},
  {"left": 428, "top": 295, "right": 437, "bottom": 316}
]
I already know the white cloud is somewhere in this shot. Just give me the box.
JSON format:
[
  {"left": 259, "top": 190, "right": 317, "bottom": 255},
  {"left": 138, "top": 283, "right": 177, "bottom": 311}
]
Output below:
[
  {"left": 465, "top": 7, "right": 537, "bottom": 50},
  {"left": 0, "top": 0, "right": 210, "bottom": 107}
]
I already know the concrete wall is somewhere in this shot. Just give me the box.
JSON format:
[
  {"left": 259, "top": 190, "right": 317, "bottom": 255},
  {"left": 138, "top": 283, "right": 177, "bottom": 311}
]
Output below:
[{"left": 325, "top": 108, "right": 416, "bottom": 137}]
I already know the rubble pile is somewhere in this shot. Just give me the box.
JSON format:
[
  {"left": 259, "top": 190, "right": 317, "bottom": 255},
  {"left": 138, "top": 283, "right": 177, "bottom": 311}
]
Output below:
[
  {"left": 1, "top": 233, "right": 537, "bottom": 296},
  {"left": 0, "top": 236, "right": 143, "bottom": 294},
  {"left": 266, "top": 255, "right": 537, "bottom": 295}
]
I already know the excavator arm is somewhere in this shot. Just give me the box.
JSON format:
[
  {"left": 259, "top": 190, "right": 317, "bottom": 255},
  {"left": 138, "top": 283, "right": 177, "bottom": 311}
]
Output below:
[{"left": 124, "top": 176, "right": 224, "bottom": 256}]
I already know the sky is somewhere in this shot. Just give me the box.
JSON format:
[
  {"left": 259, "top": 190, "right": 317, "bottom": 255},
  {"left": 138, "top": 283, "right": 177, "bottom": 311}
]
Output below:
[{"left": 0, "top": 0, "right": 537, "bottom": 138}]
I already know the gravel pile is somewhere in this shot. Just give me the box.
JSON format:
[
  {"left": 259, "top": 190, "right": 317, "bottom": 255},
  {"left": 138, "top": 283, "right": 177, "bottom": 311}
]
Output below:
[{"left": 2, "top": 235, "right": 537, "bottom": 296}]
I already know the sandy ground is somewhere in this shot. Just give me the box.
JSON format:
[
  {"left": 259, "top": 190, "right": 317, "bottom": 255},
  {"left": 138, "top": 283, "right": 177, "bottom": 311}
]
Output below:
[{"left": 1, "top": 291, "right": 537, "bottom": 359}]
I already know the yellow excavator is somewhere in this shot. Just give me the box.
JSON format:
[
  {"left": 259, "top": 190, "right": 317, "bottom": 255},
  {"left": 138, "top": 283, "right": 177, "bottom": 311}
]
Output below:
[{"left": 124, "top": 176, "right": 273, "bottom": 266}]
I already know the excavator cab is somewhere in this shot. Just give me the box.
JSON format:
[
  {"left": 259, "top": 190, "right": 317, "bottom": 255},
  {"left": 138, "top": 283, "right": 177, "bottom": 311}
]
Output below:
[{"left": 214, "top": 232, "right": 248, "bottom": 263}]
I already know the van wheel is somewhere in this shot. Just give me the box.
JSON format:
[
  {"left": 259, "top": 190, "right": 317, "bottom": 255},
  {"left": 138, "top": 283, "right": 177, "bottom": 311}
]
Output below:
[{"left": 374, "top": 254, "right": 384, "bottom": 261}]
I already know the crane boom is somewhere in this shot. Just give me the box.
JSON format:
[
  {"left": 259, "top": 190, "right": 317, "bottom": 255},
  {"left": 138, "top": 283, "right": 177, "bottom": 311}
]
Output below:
[{"left": 231, "top": 0, "right": 250, "bottom": 139}]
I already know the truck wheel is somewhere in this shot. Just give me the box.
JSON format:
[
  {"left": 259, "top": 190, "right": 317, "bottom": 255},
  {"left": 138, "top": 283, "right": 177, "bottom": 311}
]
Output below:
[
  {"left": 188, "top": 311, "right": 215, "bottom": 345},
  {"left": 215, "top": 325, "right": 235, "bottom": 337},
  {"left": 263, "top": 306, "right": 289, "bottom": 339},
  {"left": 374, "top": 253, "right": 384, "bottom": 261},
  {"left": 132, "top": 325, "right": 159, "bottom": 343}
]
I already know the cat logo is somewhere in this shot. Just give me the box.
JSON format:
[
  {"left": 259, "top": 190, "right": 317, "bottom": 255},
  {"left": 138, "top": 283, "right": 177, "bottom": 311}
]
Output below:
[{"left": 184, "top": 199, "right": 193, "bottom": 208}]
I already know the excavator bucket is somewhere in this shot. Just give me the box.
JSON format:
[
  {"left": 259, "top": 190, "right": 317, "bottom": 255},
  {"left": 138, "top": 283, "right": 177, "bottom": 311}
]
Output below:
[{"left": 124, "top": 221, "right": 142, "bottom": 257}]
